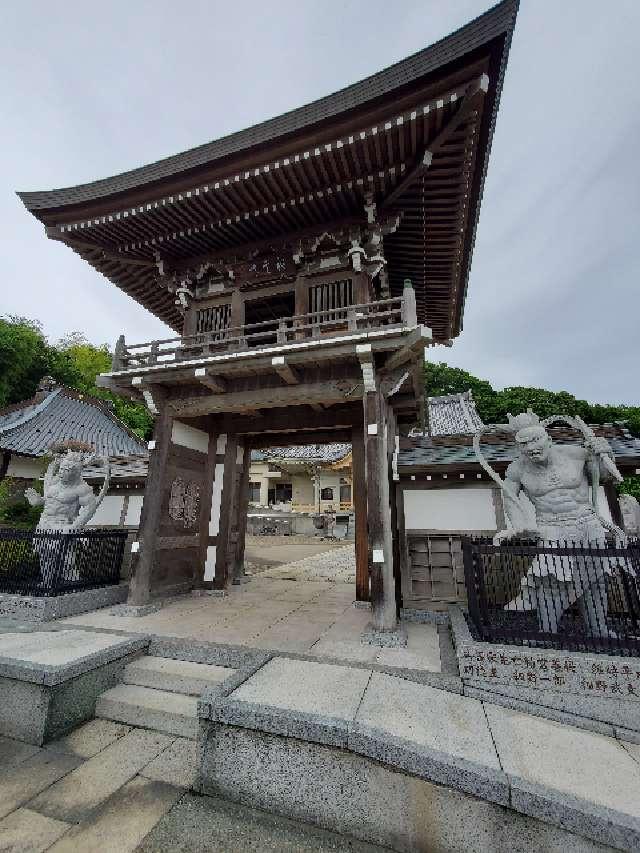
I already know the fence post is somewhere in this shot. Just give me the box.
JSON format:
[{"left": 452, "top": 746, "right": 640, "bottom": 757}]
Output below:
[{"left": 462, "top": 537, "right": 482, "bottom": 638}]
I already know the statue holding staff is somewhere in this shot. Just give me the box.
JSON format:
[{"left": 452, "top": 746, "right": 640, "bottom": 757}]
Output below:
[{"left": 473, "top": 411, "right": 626, "bottom": 637}]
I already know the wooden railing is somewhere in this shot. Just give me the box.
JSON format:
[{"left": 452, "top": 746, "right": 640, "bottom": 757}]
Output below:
[{"left": 111, "top": 294, "right": 416, "bottom": 372}]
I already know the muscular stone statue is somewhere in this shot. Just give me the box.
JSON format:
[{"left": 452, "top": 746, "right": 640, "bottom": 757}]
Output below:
[
  {"left": 474, "top": 411, "right": 625, "bottom": 637},
  {"left": 25, "top": 442, "right": 109, "bottom": 531}
]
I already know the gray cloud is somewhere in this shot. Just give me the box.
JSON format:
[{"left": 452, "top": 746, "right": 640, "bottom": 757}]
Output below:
[{"left": 1, "top": 0, "right": 638, "bottom": 403}]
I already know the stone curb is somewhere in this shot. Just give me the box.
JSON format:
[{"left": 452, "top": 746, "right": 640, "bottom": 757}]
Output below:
[
  {"left": 0, "top": 584, "right": 128, "bottom": 623},
  {"left": 347, "top": 724, "right": 509, "bottom": 806},
  {"left": 0, "top": 634, "right": 149, "bottom": 686},
  {"left": 508, "top": 775, "right": 640, "bottom": 852}
]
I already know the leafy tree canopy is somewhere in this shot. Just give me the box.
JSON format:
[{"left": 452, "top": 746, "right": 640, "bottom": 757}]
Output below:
[
  {"left": 424, "top": 361, "right": 640, "bottom": 499},
  {"left": 425, "top": 361, "right": 639, "bottom": 434},
  {"left": 0, "top": 317, "right": 153, "bottom": 439}
]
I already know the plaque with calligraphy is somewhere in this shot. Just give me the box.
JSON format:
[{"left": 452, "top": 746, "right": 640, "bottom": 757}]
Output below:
[
  {"left": 459, "top": 643, "right": 640, "bottom": 701},
  {"left": 233, "top": 251, "right": 295, "bottom": 284}
]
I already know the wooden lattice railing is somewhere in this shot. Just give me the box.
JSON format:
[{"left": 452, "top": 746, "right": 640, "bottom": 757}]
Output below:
[{"left": 111, "top": 294, "right": 416, "bottom": 372}]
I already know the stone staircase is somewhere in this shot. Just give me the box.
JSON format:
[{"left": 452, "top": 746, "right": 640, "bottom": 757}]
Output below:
[{"left": 95, "top": 655, "right": 233, "bottom": 739}]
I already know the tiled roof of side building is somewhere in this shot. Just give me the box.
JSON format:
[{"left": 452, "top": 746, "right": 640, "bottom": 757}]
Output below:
[
  {"left": 398, "top": 431, "right": 640, "bottom": 471},
  {"left": 0, "top": 386, "right": 147, "bottom": 459},
  {"left": 427, "top": 390, "right": 484, "bottom": 436},
  {"left": 18, "top": 0, "right": 518, "bottom": 211}
]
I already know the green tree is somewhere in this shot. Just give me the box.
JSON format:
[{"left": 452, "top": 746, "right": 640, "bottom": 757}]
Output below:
[
  {"left": 424, "top": 360, "right": 640, "bottom": 437},
  {"left": 55, "top": 335, "right": 154, "bottom": 440},
  {"left": 0, "top": 317, "right": 78, "bottom": 406}
]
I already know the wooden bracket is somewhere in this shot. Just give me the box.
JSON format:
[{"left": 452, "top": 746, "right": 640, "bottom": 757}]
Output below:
[
  {"left": 194, "top": 368, "right": 226, "bottom": 393},
  {"left": 272, "top": 356, "right": 300, "bottom": 386},
  {"left": 382, "top": 326, "right": 431, "bottom": 373},
  {"left": 356, "top": 344, "right": 376, "bottom": 392}
]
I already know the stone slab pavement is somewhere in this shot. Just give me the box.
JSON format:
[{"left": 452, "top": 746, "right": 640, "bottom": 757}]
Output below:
[
  {"left": 208, "top": 655, "right": 640, "bottom": 848},
  {"left": 0, "top": 721, "right": 386, "bottom": 852},
  {"left": 60, "top": 572, "right": 442, "bottom": 674}
]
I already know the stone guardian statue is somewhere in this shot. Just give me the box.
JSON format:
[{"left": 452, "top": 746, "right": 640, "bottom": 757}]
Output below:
[
  {"left": 24, "top": 441, "right": 110, "bottom": 585},
  {"left": 25, "top": 441, "right": 110, "bottom": 531},
  {"left": 473, "top": 411, "right": 626, "bottom": 637}
]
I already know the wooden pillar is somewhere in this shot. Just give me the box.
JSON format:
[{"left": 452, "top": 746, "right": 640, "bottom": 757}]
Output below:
[
  {"left": 214, "top": 433, "right": 239, "bottom": 588},
  {"left": 128, "top": 390, "right": 170, "bottom": 606},
  {"left": 182, "top": 308, "right": 197, "bottom": 337},
  {"left": 352, "top": 425, "right": 369, "bottom": 601},
  {"left": 363, "top": 386, "right": 397, "bottom": 632},
  {"left": 353, "top": 271, "right": 371, "bottom": 304},
  {"left": 294, "top": 277, "right": 308, "bottom": 316},
  {"left": 232, "top": 441, "right": 251, "bottom": 583}
]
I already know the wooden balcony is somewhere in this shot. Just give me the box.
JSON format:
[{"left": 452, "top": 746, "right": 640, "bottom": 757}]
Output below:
[{"left": 111, "top": 294, "right": 417, "bottom": 373}]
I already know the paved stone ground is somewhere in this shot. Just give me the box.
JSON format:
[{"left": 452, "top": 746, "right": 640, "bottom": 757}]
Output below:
[
  {"left": 244, "top": 535, "right": 351, "bottom": 574},
  {"left": 0, "top": 721, "right": 384, "bottom": 852},
  {"left": 61, "top": 559, "right": 441, "bottom": 672},
  {"left": 261, "top": 544, "right": 355, "bottom": 583}
]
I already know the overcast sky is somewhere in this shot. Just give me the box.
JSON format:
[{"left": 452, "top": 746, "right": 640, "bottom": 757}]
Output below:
[{"left": 1, "top": 0, "right": 638, "bottom": 404}]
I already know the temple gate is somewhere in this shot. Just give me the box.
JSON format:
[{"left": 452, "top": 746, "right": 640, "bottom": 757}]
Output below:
[{"left": 18, "top": 0, "right": 517, "bottom": 635}]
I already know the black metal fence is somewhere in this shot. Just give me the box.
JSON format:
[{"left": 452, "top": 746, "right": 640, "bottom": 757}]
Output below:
[
  {"left": 463, "top": 537, "right": 640, "bottom": 656},
  {"left": 0, "top": 528, "right": 128, "bottom": 597}
]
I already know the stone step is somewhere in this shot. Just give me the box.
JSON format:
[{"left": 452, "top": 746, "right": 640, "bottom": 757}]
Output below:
[
  {"left": 95, "top": 685, "right": 198, "bottom": 739},
  {"left": 122, "top": 655, "right": 233, "bottom": 696}
]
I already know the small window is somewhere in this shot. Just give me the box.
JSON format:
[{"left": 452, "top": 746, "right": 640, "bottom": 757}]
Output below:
[
  {"left": 269, "top": 483, "right": 292, "bottom": 504},
  {"left": 320, "top": 487, "right": 334, "bottom": 501},
  {"left": 249, "top": 482, "right": 261, "bottom": 503}
]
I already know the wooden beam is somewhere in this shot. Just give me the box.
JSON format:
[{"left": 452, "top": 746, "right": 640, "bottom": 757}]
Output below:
[
  {"left": 251, "top": 428, "right": 353, "bottom": 449},
  {"left": 194, "top": 368, "right": 227, "bottom": 393},
  {"left": 271, "top": 356, "right": 300, "bottom": 385},
  {"left": 170, "top": 379, "right": 357, "bottom": 417}
]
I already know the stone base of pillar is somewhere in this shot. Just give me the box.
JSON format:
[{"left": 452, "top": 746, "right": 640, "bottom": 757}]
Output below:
[
  {"left": 110, "top": 602, "right": 163, "bottom": 618},
  {"left": 360, "top": 623, "right": 408, "bottom": 648}
]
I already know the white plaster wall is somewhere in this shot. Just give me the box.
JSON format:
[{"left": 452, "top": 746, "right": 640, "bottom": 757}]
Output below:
[
  {"left": 6, "top": 456, "right": 44, "bottom": 479},
  {"left": 171, "top": 421, "right": 210, "bottom": 454},
  {"left": 90, "top": 495, "right": 125, "bottom": 526},
  {"left": 209, "top": 463, "right": 225, "bottom": 535},
  {"left": 404, "top": 487, "right": 497, "bottom": 532},
  {"left": 124, "top": 495, "right": 144, "bottom": 526},
  {"left": 204, "top": 545, "right": 217, "bottom": 581},
  {"left": 292, "top": 474, "right": 314, "bottom": 507}
]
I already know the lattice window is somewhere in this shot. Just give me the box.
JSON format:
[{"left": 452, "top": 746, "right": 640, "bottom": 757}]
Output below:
[
  {"left": 196, "top": 303, "right": 231, "bottom": 337},
  {"left": 308, "top": 279, "right": 353, "bottom": 317}
]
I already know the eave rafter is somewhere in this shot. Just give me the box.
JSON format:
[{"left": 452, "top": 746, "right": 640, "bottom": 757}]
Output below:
[
  {"left": 41, "top": 74, "right": 492, "bottom": 341},
  {"left": 51, "top": 82, "right": 470, "bottom": 244}
]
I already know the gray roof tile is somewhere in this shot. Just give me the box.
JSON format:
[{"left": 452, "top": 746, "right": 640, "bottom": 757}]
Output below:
[{"left": 0, "top": 388, "right": 147, "bottom": 459}]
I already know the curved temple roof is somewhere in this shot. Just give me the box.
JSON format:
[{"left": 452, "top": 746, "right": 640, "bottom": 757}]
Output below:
[
  {"left": 0, "top": 386, "right": 147, "bottom": 459},
  {"left": 18, "top": 1, "right": 518, "bottom": 341}
]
